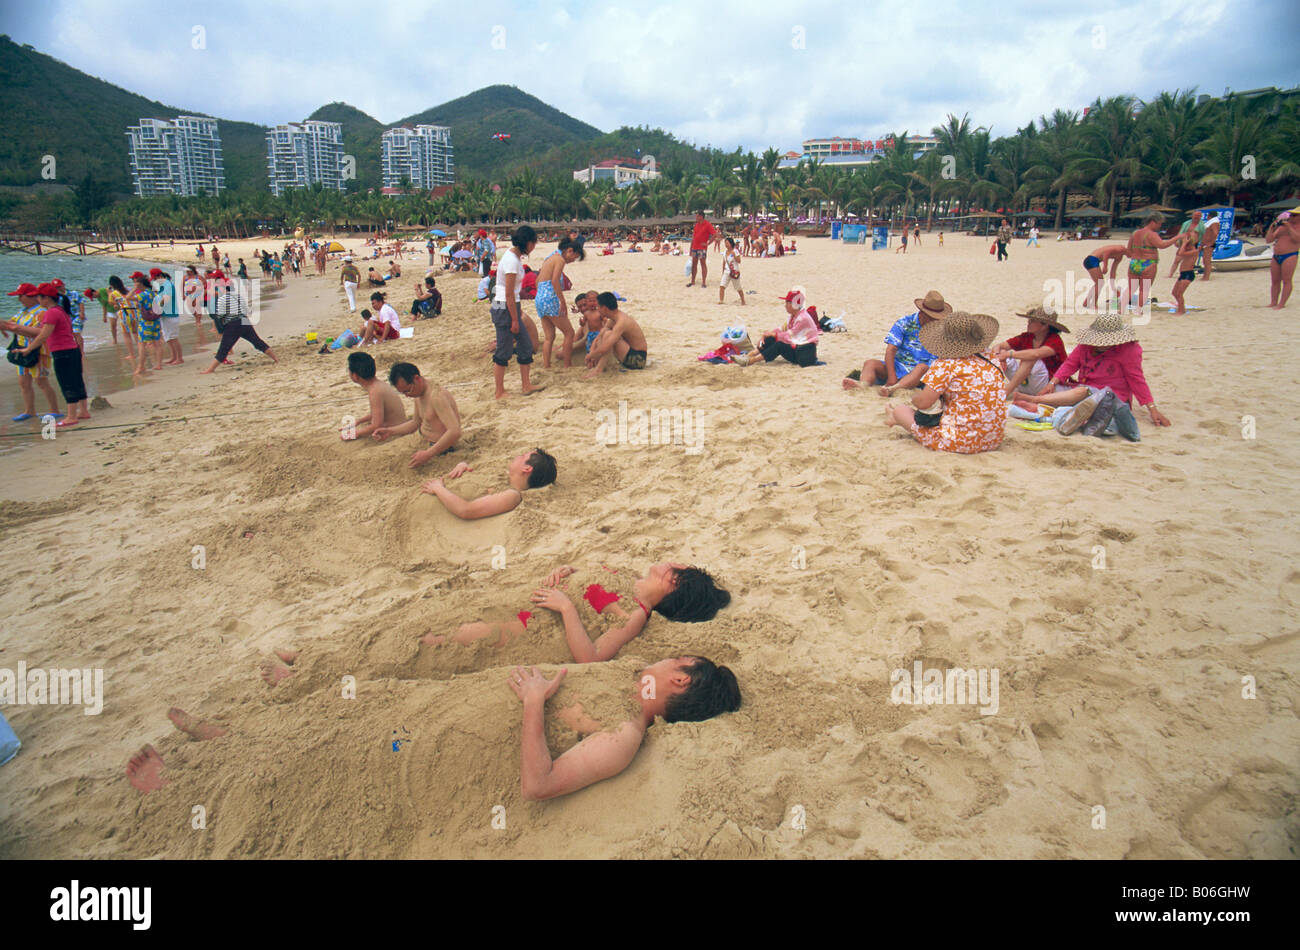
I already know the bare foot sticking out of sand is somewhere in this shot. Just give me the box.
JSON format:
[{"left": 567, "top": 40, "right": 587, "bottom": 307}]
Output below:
[
  {"left": 842, "top": 377, "right": 861, "bottom": 390},
  {"left": 260, "top": 652, "right": 297, "bottom": 686},
  {"left": 168, "top": 706, "right": 228, "bottom": 740},
  {"left": 126, "top": 744, "right": 168, "bottom": 794}
]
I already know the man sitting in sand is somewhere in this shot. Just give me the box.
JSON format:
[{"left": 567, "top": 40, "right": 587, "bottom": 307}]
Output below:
[
  {"left": 360, "top": 292, "right": 401, "bottom": 343},
  {"left": 843, "top": 290, "right": 951, "bottom": 395},
  {"left": 373, "top": 361, "right": 462, "bottom": 468},
  {"left": 419, "top": 449, "right": 557, "bottom": 519},
  {"left": 585, "top": 292, "right": 647, "bottom": 377},
  {"left": 341, "top": 350, "right": 407, "bottom": 441},
  {"left": 127, "top": 654, "right": 741, "bottom": 805}
]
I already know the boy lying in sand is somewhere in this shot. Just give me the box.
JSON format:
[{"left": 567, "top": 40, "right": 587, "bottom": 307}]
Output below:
[
  {"left": 419, "top": 449, "right": 557, "bottom": 519},
  {"left": 585, "top": 292, "right": 648, "bottom": 377},
  {"left": 341, "top": 351, "right": 407, "bottom": 441},
  {"left": 373, "top": 361, "right": 462, "bottom": 468},
  {"left": 421, "top": 560, "right": 730, "bottom": 661},
  {"left": 127, "top": 655, "right": 741, "bottom": 806}
]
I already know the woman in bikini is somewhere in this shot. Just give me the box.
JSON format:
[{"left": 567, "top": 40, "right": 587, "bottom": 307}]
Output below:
[
  {"left": 534, "top": 236, "right": 585, "bottom": 369},
  {"left": 422, "top": 561, "right": 731, "bottom": 664},
  {"left": 1125, "top": 214, "right": 1180, "bottom": 313},
  {"left": 1266, "top": 211, "right": 1300, "bottom": 310}
]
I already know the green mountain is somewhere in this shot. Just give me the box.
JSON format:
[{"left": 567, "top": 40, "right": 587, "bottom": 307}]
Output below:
[
  {"left": 394, "top": 84, "right": 603, "bottom": 181},
  {"left": 513, "top": 126, "right": 715, "bottom": 179},
  {"left": 0, "top": 34, "right": 266, "bottom": 195}
]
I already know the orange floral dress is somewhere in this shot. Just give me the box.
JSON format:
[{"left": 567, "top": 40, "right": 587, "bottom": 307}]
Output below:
[{"left": 909, "top": 356, "right": 1006, "bottom": 454}]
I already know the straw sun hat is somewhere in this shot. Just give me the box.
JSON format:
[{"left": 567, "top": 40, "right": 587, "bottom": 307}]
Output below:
[
  {"left": 1074, "top": 313, "right": 1138, "bottom": 347},
  {"left": 913, "top": 289, "right": 953, "bottom": 318},
  {"left": 1014, "top": 304, "right": 1070, "bottom": 334},
  {"left": 918, "top": 311, "right": 1000, "bottom": 359}
]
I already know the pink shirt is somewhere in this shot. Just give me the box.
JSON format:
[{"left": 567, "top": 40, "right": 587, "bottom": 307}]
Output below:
[
  {"left": 40, "top": 306, "right": 77, "bottom": 352},
  {"left": 1052, "top": 341, "right": 1154, "bottom": 407},
  {"left": 776, "top": 309, "right": 820, "bottom": 347}
]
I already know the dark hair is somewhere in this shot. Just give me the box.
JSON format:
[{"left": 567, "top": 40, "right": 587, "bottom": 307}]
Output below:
[
  {"left": 388, "top": 361, "right": 419, "bottom": 385},
  {"left": 558, "top": 236, "right": 586, "bottom": 261},
  {"left": 424, "top": 276, "right": 436, "bottom": 287},
  {"left": 370, "top": 291, "right": 386, "bottom": 301},
  {"left": 663, "top": 657, "right": 742, "bottom": 723},
  {"left": 573, "top": 292, "right": 588, "bottom": 304},
  {"left": 655, "top": 566, "right": 730, "bottom": 622},
  {"left": 108, "top": 275, "right": 126, "bottom": 294},
  {"left": 360, "top": 308, "right": 371, "bottom": 320},
  {"left": 525, "top": 448, "right": 557, "bottom": 488},
  {"left": 511, "top": 225, "right": 538, "bottom": 251},
  {"left": 596, "top": 291, "right": 618, "bottom": 310},
  {"left": 347, "top": 351, "right": 376, "bottom": 379},
  {"left": 725, "top": 236, "right": 735, "bottom": 248}
]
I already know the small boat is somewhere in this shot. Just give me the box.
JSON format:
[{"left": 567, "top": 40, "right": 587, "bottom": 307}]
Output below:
[{"left": 1212, "top": 240, "right": 1273, "bottom": 270}]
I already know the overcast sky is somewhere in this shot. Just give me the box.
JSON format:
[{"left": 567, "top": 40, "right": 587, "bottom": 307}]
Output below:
[{"left": 4, "top": 0, "right": 1299, "bottom": 153}]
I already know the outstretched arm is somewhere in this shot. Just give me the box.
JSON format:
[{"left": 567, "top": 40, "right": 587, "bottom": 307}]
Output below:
[
  {"left": 420, "top": 481, "right": 521, "bottom": 520},
  {"left": 532, "top": 589, "right": 648, "bottom": 663}
]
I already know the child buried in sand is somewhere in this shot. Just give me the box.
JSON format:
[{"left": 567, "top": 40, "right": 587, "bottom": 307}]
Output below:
[
  {"left": 419, "top": 449, "right": 557, "bottom": 520},
  {"left": 372, "top": 361, "right": 462, "bottom": 468},
  {"left": 584, "top": 292, "right": 648, "bottom": 377},
  {"left": 126, "top": 656, "right": 741, "bottom": 832},
  {"left": 421, "top": 560, "right": 730, "bottom": 662},
  {"left": 340, "top": 350, "right": 407, "bottom": 441}
]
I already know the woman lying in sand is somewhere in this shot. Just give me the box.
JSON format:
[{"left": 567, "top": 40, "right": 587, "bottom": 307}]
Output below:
[
  {"left": 421, "top": 561, "right": 730, "bottom": 662},
  {"left": 419, "top": 450, "right": 557, "bottom": 519}
]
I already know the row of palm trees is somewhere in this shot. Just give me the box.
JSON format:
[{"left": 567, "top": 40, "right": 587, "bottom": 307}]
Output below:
[{"left": 75, "top": 88, "right": 1300, "bottom": 239}]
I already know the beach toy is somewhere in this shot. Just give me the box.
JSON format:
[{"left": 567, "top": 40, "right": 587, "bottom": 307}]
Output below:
[
  {"left": 1015, "top": 421, "right": 1055, "bottom": 431},
  {"left": 0, "top": 711, "right": 20, "bottom": 766},
  {"left": 721, "top": 326, "right": 747, "bottom": 343},
  {"left": 306, "top": 332, "right": 318, "bottom": 342}
]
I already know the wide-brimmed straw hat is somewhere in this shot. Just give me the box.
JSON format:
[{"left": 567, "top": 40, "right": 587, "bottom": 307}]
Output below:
[
  {"left": 1014, "top": 303, "right": 1070, "bottom": 334},
  {"left": 1074, "top": 313, "right": 1138, "bottom": 347},
  {"left": 913, "top": 289, "right": 953, "bottom": 318},
  {"left": 918, "top": 311, "right": 1000, "bottom": 359}
]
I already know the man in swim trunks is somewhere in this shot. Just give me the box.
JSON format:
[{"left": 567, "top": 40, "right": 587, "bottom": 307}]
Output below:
[
  {"left": 373, "top": 361, "right": 462, "bottom": 467},
  {"left": 341, "top": 349, "right": 407, "bottom": 441},
  {"left": 686, "top": 211, "right": 717, "bottom": 288},
  {"left": 1082, "top": 244, "right": 1128, "bottom": 311},
  {"left": 1266, "top": 211, "right": 1300, "bottom": 310},
  {"left": 585, "top": 292, "right": 648, "bottom": 376},
  {"left": 1124, "top": 214, "right": 1180, "bottom": 314},
  {"left": 419, "top": 449, "right": 557, "bottom": 520}
]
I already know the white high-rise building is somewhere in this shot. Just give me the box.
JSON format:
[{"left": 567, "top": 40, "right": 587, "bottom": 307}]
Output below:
[
  {"left": 266, "top": 121, "right": 345, "bottom": 195},
  {"left": 381, "top": 125, "right": 454, "bottom": 189},
  {"left": 126, "top": 116, "right": 225, "bottom": 197}
]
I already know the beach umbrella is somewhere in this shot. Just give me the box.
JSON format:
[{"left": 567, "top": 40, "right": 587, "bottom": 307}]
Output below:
[
  {"left": 1068, "top": 206, "right": 1112, "bottom": 218},
  {"left": 1259, "top": 198, "right": 1300, "bottom": 210},
  {"left": 428, "top": 229, "right": 447, "bottom": 237},
  {"left": 452, "top": 250, "right": 473, "bottom": 259}
]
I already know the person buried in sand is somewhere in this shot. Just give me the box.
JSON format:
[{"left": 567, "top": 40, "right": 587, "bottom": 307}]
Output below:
[
  {"left": 127, "top": 656, "right": 741, "bottom": 805},
  {"left": 843, "top": 289, "right": 951, "bottom": 394},
  {"left": 423, "top": 559, "right": 729, "bottom": 660},
  {"left": 1018, "top": 313, "right": 1171, "bottom": 440},
  {"left": 419, "top": 448, "right": 556, "bottom": 520},
  {"left": 372, "top": 361, "right": 462, "bottom": 467},
  {"left": 584, "top": 292, "right": 648, "bottom": 377},
  {"left": 341, "top": 350, "right": 407, "bottom": 441},
  {"left": 989, "top": 304, "right": 1069, "bottom": 397}
]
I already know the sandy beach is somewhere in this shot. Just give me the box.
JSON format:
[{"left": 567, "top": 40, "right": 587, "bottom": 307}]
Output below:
[{"left": 0, "top": 231, "right": 1296, "bottom": 858}]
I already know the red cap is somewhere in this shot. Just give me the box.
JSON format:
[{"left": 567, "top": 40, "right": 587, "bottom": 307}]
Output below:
[
  {"left": 148, "top": 267, "right": 164, "bottom": 278},
  {"left": 35, "top": 282, "right": 60, "bottom": 298},
  {"left": 781, "top": 290, "right": 801, "bottom": 301},
  {"left": 51, "top": 278, "right": 65, "bottom": 288},
  {"left": 209, "top": 270, "right": 226, "bottom": 280},
  {"left": 477, "top": 229, "right": 487, "bottom": 238},
  {"left": 84, "top": 288, "right": 96, "bottom": 296},
  {"left": 130, "top": 271, "right": 148, "bottom": 281},
  {"left": 7, "top": 282, "right": 38, "bottom": 296}
]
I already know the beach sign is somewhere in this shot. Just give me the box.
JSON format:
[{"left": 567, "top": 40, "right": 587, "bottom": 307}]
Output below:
[
  {"left": 872, "top": 226, "right": 889, "bottom": 250},
  {"left": 842, "top": 223, "right": 868, "bottom": 243}
]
